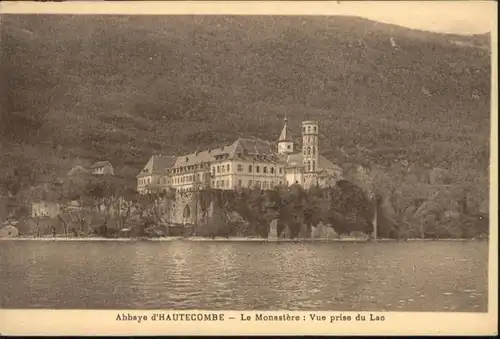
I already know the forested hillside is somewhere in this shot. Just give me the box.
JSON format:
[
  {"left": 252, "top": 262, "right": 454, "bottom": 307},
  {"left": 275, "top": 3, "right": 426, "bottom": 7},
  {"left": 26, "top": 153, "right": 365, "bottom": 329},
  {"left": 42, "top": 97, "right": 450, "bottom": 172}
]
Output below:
[{"left": 0, "top": 15, "right": 491, "bottom": 193}]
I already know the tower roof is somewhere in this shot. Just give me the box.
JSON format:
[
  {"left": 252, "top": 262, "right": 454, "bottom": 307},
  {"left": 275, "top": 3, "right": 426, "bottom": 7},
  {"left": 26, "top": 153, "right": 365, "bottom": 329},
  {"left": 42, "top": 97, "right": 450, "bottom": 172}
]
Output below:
[{"left": 278, "top": 117, "right": 293, "bottom": 142}]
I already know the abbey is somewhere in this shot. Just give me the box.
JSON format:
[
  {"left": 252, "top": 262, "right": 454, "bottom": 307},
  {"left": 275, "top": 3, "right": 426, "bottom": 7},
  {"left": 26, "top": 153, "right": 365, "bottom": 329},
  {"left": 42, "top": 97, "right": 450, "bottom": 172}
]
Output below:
[{"left": 137, "top": 119, "right": 343, "bottom": 194}]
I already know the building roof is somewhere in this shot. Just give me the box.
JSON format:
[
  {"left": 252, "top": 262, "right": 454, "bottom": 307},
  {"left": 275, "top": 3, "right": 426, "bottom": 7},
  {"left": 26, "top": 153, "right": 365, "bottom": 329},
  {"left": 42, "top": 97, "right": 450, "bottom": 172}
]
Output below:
[
  {"left": 278, "top": 117, "right": 293, "bottom": 142},
  {"left": 284, "top": 152, "right": 342, "bottom": 171},
  {"left": 318, "top": 155, "right": 343, "bottom": 172},
  {"left": 285, "top": 153, "right": 305, "bottom": 168},
  {"left": 137, "top": 155, "right": 177, "bottom": 177},
  {"left": 234, "top": 137, "right": 277, "bottom": 156},
  {"left": 138, "top": 133, "right": 342, "bottom": 174},
  {"left": 91, "top": 161, "right": 113, "bottom": 169},
  {"left": 67, "top": 165, "right": 90, "bottom": 176},
  {"left": 173, "top": 149, "right": 217, "bottom": 168},
  {"left": 172, "top": 137, "right": 281, "bottom": 168}
]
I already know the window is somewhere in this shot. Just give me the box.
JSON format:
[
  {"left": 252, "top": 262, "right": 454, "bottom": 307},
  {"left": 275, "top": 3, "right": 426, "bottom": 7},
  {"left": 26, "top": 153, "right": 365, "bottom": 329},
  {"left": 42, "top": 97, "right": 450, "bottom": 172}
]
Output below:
[
  {"left": 263, "top": 166, "right": 267, "bottom": 174},
  {"left": 312, "top": 161, "right": 316, "bottom": 171},
  {"left": 237, "top": 164, "right": 243, "bottom": 172},
  {"left": 307, "top": 161, "right": 311, "bottom": 171},
  {"left": 217, "top": 165, "right": 220, "bottom": 173},
  {"left": 312, "top": 147, "right": 315, "bottom": 156},
  {"left": 248, "top": 165, "right": 252, "bottom": 173},
  {"left": 227, "top": 164, "right": 230, "bottom": 172},
  {"left": 221, "top": 165, "right": 225, "bottom": 173},
  {"left": 308, "top": 126, "right": 311, "bottom": 132},
  {"left": 270, "top": 167, "right": 274, "bottom": 174},
  {"left": 279, "top": 167, "right": 283, "bottom": 174},
  {"left": 256, "top": 166, "right": 260, "bottom": 173},
  {"left": 287, "top": 145, "right": 291, "bottom": 149},
  {"left": 314, "top": 126, "right": 317, "bottom": 132},
  {"left": 212, "top": 166, "right": 215, "bottom": 175},
  {"left": 211, "top": 180, "right": 215, "bottom": 187}
]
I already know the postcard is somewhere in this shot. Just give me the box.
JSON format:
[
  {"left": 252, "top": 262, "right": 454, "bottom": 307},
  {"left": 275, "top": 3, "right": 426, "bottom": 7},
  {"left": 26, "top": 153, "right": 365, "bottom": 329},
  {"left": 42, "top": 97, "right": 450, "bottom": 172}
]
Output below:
[{"left": 0, "top": 1, "right": 497, "bottom": 336}]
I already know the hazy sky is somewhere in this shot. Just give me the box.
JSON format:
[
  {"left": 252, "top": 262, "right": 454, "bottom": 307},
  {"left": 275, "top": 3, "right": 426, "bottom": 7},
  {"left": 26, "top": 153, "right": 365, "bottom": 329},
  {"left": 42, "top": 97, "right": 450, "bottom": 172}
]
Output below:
[
  {"left": 339, "top": 1, "right": 495, "bottom": 35},
  {"left": 1, "top": 1, "right": 496, "bottom": 35}
]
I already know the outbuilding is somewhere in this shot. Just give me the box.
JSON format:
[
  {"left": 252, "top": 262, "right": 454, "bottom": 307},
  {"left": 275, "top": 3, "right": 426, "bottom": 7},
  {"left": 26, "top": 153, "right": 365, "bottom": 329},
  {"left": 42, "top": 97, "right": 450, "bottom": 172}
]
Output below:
[{"left": 0, "top": 225, "right": 19, "bottom": 238}]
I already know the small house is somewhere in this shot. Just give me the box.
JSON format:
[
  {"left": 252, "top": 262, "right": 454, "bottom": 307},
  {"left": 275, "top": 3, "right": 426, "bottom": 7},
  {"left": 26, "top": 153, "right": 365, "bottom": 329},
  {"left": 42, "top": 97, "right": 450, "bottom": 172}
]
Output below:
[
  {"left": 91, "top": 161, "right": 114, "bottom": 175},
  {"left": 32, "top": 201, "right": 61, "bottom": 218},
  {"left": 67, "top": 165, "right": 90, "bottom": 176},
  {"left": 0, "top": 225, "right": 19, "bottom": 238}
]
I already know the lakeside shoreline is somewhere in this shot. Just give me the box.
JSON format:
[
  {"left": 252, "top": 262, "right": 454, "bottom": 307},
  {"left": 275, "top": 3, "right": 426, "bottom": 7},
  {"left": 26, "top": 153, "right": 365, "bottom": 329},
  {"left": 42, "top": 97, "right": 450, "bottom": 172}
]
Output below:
[{"left": 0, "top": 236, "right": 487, "bottom": 242}]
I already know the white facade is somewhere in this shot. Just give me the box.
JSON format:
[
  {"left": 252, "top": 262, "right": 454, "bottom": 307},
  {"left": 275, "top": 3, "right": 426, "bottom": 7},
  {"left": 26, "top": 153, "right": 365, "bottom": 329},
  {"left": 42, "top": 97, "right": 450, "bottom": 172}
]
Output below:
[
  {"left": 301, "top": 120, "right": 320, "bottom": 189},
  {"left": 32, "top": 201, "right": 61, "bottom": 218},
  {"left": 137, "top": 119, "right": 343, "bottom": 193}
]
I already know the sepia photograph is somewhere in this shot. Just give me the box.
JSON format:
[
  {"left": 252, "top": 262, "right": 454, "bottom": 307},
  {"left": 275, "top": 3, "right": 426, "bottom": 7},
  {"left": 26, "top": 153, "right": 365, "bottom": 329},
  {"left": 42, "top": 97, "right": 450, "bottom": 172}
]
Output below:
[{"left": 0, "top": 0, "right": 497, "bottom": 336}]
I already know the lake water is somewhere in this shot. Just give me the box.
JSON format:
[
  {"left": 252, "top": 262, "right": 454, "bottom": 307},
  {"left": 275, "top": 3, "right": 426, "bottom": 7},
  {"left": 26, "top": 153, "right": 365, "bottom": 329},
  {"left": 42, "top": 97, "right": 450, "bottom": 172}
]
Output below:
[{"left": 0, "top": 240, "right": 488, "bottom": 311}]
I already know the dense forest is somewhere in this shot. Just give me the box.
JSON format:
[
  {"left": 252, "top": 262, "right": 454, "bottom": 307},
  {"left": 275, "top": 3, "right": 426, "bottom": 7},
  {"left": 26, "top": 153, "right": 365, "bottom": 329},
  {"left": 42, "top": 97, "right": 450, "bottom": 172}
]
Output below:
[
  {"left": 0, "top": 16, "right": 490, "bottom": 190},
  {"left": 0, "top": 16, "right": 491, "bottom": 238},
  {"left": 2, "top": 171, "right": 488, "bottom": 240}
]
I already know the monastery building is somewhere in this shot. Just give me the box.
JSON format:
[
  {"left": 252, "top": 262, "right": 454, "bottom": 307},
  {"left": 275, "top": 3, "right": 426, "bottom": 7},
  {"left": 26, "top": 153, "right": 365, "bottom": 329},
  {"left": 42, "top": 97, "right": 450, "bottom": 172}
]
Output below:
[{"left": 137, "top": 119, "right": 343, "bottom": 194}]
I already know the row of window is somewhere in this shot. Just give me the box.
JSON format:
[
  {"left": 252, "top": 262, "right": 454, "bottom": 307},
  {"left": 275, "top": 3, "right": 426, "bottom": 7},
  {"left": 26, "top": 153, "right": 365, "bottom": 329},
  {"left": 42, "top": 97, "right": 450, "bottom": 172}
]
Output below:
[
  {"left": 138, "top": 176, "right": 170, "bottom": 186},
  {"left": 211, "top": 164, "right": 284, "bottom": 175},
  {"left": 306, "top": 160, "right": 317, "bottom": 172},
  {"left": 172, "top": 173, "right": 209, "bottom": 185},
  {"left": 211, "top": 179, "right": 283, "bottom": 189},
  {"left": 303, "top": 125, "right": 318, "bottom": 133},
  {"left": 169, "top": 163, "right": 210, "bottom": 175},
  {"left": 138, "top": 177, "right": 151, "bottom": 185},
  {"left": 304, "top": 146, "right": 317, "bottom": 157},
  {"left": 212, "top": 163, "right": 231, "bottom": 174}
]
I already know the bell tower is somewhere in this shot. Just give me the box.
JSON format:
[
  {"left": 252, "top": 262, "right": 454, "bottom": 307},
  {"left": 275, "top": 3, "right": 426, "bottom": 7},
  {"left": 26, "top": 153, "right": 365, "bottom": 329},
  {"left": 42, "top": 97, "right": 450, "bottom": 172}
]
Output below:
[
  {"left": 277, "top": 116, "right": 294, "bottom": 155},
  {"left": 302, "top": 120, "right": 319, "bottom": 189}
]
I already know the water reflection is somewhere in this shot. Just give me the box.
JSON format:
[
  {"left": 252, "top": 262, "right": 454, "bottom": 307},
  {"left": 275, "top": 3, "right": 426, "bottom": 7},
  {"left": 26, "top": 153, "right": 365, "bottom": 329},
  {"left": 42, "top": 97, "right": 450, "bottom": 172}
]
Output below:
[{"left": 0, "top": 240, "right": 489, "bottom": 311}]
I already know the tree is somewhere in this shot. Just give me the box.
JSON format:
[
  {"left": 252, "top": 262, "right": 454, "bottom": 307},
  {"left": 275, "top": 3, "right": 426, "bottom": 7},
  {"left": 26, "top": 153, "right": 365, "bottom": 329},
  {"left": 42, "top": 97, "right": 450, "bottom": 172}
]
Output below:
[{"left": 326, "top": 180, "right": 373, "bottom": 236}]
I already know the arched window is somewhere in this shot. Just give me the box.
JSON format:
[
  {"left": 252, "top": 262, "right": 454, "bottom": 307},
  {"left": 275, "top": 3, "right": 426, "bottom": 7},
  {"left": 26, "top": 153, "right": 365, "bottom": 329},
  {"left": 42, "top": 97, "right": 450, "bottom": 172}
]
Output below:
[{"left": 307, "top": 161, "right": 311, "bottom": 171}]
